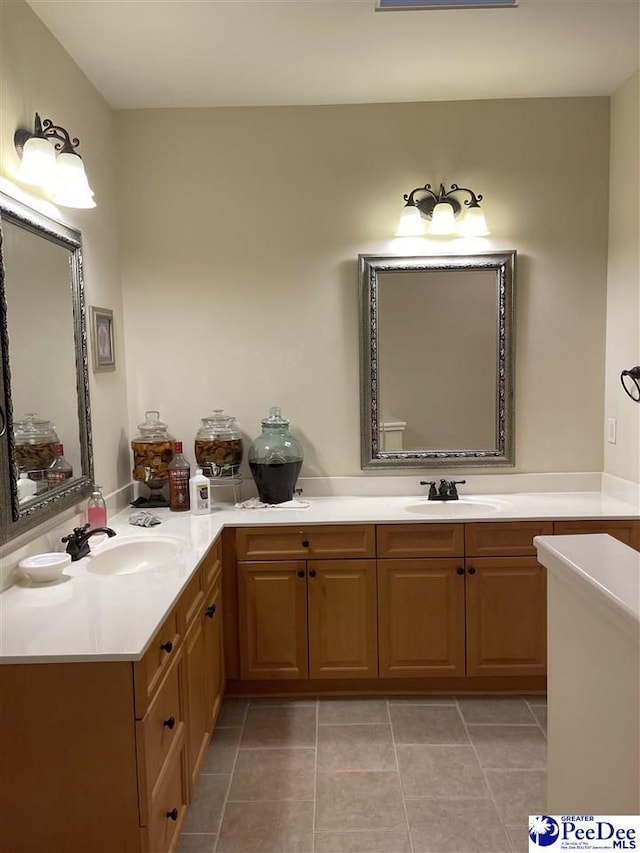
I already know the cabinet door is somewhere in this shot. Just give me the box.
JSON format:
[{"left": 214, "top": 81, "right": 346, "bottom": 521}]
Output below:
[
  {"left": 203, "top": 573, "right": 224, "bottom": 731},
  {"left": 184, "top": 616, "right": 209, "bottom": 791},
  {"left": 307, "top": 559, "right": 378, "bottom": 679},
  {"left": 238, "top": 561, "right": 308, "bottom": 679},
  {"left": 465, "top": 557, "right": 546, "bottom": 677},
  {"left": 378, "top": 559, "right": 465, "bottom": 677}
]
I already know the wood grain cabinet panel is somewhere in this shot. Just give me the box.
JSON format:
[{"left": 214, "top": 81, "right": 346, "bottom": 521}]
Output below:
[
  {"left": 465, "top": 521, "right": 554, "bottom": 557},
  {"left": 203, "top": 571, "right": 224, "bottom": 732},
  {"left": 307, "top": 559, "right": 378, "bottom": 678},
  {"left": 184, "top": 615, "right": 209, "bottom": 792},
  {"left": 378, "top": 559, "right": 465, "bottom": 677},
  {"left": 238, "top": 560, "right": 309, "bottom": 679},
  {"left": 134, "top": 609, "right": 181, "bottom": 718},
  {"left": 377, "top": 524, "right": 464, "bottom": 559},
  {"left": 142, "top": 735, "right": 188, "bottom": 853},
  {"left": 553, "top": 519, "right": 640, "bottom": 550},
  {"left": 236, "top": 525, "right": 375, "bottom": 560},
  {"left": 465, "top": 557, "right": 547, "bottom": 677}
]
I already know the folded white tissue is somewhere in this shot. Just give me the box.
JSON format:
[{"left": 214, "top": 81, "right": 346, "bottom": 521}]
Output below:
[{"left": 235, "top": 497, "right": 311, "bottom": 510}]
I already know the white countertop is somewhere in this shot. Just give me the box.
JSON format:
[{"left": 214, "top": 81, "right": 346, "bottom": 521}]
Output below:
[
  {"left": 535, "top": 533, "right": 640, "bottom": 633},
  {"left": 1, "top": 491, "right": 637, "bottom": 664}
]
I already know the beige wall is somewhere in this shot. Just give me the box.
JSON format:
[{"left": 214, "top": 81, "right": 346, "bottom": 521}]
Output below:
[
  {"left": 0, "top": 0, "right": 130, "bottom": 496},
  {"left": 117, "top": 98, "right": 610, "bottom": 477},
  {"left": 604, "top": 71, "right": 640, "bottom": 485}
]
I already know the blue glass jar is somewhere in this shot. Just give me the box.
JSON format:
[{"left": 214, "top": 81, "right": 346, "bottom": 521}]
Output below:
[{"left": 248, "top": 406, "right": 303, "bottom": 504}]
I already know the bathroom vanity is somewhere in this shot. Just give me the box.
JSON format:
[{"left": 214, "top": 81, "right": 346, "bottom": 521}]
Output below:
[{"left": 0, "top": 493, "right": 638, "bottom": 853}]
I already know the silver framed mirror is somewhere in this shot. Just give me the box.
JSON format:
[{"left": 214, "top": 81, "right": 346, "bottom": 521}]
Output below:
[
  {"left": 0, "top": 192, "right": 94, "bottom": 542},
  {"left": 359, "top": 251, "right": 515, "bottom": 469}
]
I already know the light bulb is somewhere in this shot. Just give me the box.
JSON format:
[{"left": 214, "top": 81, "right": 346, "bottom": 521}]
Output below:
[
  {"left": 461, "top": 206, "right": 490, "bottom": 237},
  {"left": 395, "top": 205, "right": 425, "bottom": 237},
  {"left": 427, "top": 202, "right": 457, "bottom": 236},
  {"left": 16, "top": 137, "right": 57, "bottom": 186}
]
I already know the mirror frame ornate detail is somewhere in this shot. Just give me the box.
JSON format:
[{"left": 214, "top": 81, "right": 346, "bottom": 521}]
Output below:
[
  {"left": 0, "top": 192, "right": 94, "bottom": 543},
  {"left": 359, "top": 251, "right": 516, "bottom": 470}
]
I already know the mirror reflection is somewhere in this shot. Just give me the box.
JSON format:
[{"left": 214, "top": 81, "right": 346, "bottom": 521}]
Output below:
[
  {"left": 0, "top": 192, "right": 93, "bottom": 541},
  {"left": 359, "top": 252, "right": 515, "bottom": 469}
]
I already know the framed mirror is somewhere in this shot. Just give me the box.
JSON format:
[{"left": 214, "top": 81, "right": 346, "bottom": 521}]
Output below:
[
  {"left": 359, "top": 251, "right": 515, "bottom": 469},
  {"left": 0, "top": 192, "right": 94, "bottom": 543}
]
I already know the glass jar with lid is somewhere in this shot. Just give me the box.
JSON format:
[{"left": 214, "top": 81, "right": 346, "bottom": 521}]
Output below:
[
  {"left": 248, "top": 406, "right": 303, "bottom": 504},
  {"left": 195, "top": 409, "right": 243, "bottom": 478},
  {"left": 14, "top": 413, "right": 59, "bottom": 489},
  {"left": 131, "top": 410, "right": 175, "bottom": 494}
]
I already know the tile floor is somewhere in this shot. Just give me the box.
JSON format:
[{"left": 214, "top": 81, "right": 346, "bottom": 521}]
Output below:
[{"left": 178, "top": 694, "right": 547, "bottom": 853}]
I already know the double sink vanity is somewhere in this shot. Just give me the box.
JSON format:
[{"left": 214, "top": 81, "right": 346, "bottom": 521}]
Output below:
[{"left": 1, "top": 490, "right": 639, "bottom": 853}]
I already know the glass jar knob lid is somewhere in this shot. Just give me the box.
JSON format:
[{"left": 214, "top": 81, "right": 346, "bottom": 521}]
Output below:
[{"left": 261, "top": 406, "right": 289, "bottom": 427}]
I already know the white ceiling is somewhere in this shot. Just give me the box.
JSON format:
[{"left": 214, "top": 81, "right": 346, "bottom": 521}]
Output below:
[{"left": 26, "top": 0, "right": 640, "bottom": 109}]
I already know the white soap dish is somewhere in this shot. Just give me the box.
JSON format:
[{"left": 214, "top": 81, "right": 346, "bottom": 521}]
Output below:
[{"left": 19, "top": 553, "right": 71, "bottom": 584}]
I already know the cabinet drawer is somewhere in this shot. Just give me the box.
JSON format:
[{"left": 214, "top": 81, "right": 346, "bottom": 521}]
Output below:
[
  {"left": 465, "top": 522, "right": 554, "bottom": 557},
  {"left": 236, "top": 525, "right": 375, "bottom": 560},
  {"left": 553, "top": 519, "right": 639, "bottom": 549},
  {"left": 134, "top": 609, "right": 181, "bottom": 718},
  {"left": 177, "top": 570, "right": 205, "bottom": 635},
  {"left": 201, "top": 535, "right": 222, "bottom": 591},
  {"left": 136, "top": 649, "right": 184, "bottom": 823},
  {"left": 377, "top": 524, "right": 464, "bottom": 558},
  {"left": 142, "top": 734, "right": 187, "bottom": 853}
]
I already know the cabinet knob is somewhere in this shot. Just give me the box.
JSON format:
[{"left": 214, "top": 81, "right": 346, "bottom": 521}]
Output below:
[
  {"left": 166, "top": 808, "right": 178, "bottom": 821},
  {"left": 297, "top": 570, "right": 305, "bottom": 578},
  {"left": 163, "top": 716, "right": 176, "bottom": 730},
  {"left": 456, "top": 567, "right": 465, "bottom": 575},
  {"left": 205, "top": 604, "right": 216, "bottom": 618},
  {"left": 308, "top": 569, "right": 317, "bottom": 578},
  {"left": 160, "top": 640, "right": 173, "bottom": 653},
  {"left": 468, "top": 567, "right": 477, "bottom": 575},
  {"left": 301, "top": 539, "right": 310, "bottom": 548}
]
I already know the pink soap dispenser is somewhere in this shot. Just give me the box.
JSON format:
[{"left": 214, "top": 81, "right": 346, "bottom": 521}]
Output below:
[{"left": 86, "top": 485, "right": 107, "bottom": 527}]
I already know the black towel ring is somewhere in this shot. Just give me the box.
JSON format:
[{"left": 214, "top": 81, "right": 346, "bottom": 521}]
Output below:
[{"left": 620, "top": 366, "right": 640, "bottom": 402}]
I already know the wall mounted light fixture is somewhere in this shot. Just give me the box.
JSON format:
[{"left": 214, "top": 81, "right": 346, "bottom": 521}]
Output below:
[
  {"left": 14, "top": 113, "right": 96, "bottom": 209},
  {"left": 620, "top": 366, "right": 640, "bottom": 403},
  {"left": 396, "top": 182, "right": 489, "bottom": 237}
]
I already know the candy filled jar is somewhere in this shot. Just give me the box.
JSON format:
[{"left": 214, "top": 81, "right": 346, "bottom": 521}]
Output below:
[
  {"left": 248, "top": 406, "right": 303, "bottom": 504},
  {"left": 14, "top": 413, "right": 59, "bottom": 492},
  {"left": 195, "top": 409, "right": 243, "bottom": 478}
]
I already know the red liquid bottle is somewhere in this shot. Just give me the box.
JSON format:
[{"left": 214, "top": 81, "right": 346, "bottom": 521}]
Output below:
[{"left": 46, "top": 443, "right": 73, "bottom": 489}]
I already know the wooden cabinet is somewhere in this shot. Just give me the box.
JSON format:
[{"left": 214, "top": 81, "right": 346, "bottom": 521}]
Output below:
[
  {"left": 238, "top": 560, "right": 309, "bottom": 679},
  {"left": 378, "top": 559, "right": 465, "bottom": 677},
  {"left": 0, "top": 536, "right": 224, "bottom": 853},
  {"left": 236, "top": 526, "right": 377, "bottom": 681},
  {"left": 553, "top": 518, "right": 640, "bottom": 550},
  {"left": 377, "top": 522, "right": 548, "bottom": 681},
  {"left": 465, "top": 557, "right": 547, "bottom": 677}
]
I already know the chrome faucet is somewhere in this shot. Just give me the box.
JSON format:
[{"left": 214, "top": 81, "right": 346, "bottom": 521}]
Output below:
[
  {"left": 61, "top": 522, "right": 117, "bottom": 561},
  {"left": 420, "top": 479, "right": 466, "bottom": 501}
]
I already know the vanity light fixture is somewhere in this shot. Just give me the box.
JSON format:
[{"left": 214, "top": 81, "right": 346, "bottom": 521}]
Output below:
[
  {"left": 396, "top": 182, "right": 489, "bottom": 237},
  {"left": 14, "top": 113, "right": 96, "bottom": 209}
]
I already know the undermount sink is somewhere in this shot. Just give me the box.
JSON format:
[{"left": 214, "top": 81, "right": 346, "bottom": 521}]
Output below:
[
  {"left": 85, "top": 536, "right": 187, "bottom": 575},
  {"left": 404, "top": 499, "right": 505, "bottom": 517}
]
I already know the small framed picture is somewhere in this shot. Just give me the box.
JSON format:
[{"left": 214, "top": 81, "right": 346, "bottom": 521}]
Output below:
[{"left": 91, "top": 306, "right": 116, "bottom": 372}]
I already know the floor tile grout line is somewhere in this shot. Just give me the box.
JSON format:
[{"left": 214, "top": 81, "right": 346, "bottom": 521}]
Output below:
[
  {"left": 312, "top": 697, "right": 319, "bottom": 853},
  {"left": 455, "top": 697, "right": 515, "bottom": 853},
  {"left": 212, "top": 701, "right": 249, "bottom": 853},
  {"left": 387, "top": 696, "right": 416, "bottom": 853},
  {"left": 524, "top": 697, "right": 548, "bottom": 741}
]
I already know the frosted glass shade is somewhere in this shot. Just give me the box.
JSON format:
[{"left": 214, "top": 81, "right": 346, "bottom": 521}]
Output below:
[
  {"left": 395, "top": 205, "right": 425, "bottom": 236},
  {"left": 461, "top": 206, "right": 490, "bottom": 236},
  {"left": 427, "top": 202, "right": 457, "bottom": 235},
  {"left": 16, "top": 137, "right": 57, "bottom": 186},
  {"left": 52, "top": 152, "right": 96, "bottom": 208}
]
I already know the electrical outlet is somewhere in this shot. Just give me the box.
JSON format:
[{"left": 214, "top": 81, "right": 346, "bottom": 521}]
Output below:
[{"left": 607, "top": 418, "right": 617, "bottom": 444}]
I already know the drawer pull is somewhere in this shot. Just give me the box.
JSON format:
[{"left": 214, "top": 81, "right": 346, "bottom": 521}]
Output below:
[
  {"left": 301, "top": 539, "right": 310, "bottom": 548},
  {"left": 456, "top": 567, "right": 465, "bottom": 575},
  {"left": 308, "top": 569, "right": 317, "bottom": 578},
  {"left": 468, "top": 567, "right": 477, "bottom": 575},
  {"left": 205, "top": 604, "right": 216, "bottom": 618},
  {"left": 297, "top": 570, "right": 305, "bottom": 578},
  {"left": 166, "top": 808, "right": 179, "bottom": 821},
  {"left": 160, "top": 640, "right": 173, "bottom": 654},
  {"left": 163, "top": 716, "right": 176, "bottom": 730}
]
